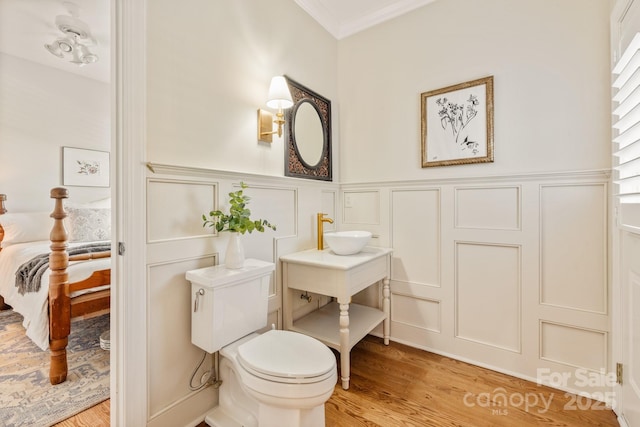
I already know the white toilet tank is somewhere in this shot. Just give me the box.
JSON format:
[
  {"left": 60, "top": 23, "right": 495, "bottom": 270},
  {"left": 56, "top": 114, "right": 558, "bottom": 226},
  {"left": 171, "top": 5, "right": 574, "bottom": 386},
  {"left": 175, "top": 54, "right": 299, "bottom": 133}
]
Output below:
[{"left": 186, "top": 259, "right": 275, "bottom": 353}]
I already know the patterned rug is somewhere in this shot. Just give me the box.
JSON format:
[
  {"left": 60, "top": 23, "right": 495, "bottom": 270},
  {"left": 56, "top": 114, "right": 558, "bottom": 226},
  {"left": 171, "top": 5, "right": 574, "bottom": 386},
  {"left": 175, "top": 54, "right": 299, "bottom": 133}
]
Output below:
[{"left": 0, "top": 310, "right": 110, "bottom": 427}]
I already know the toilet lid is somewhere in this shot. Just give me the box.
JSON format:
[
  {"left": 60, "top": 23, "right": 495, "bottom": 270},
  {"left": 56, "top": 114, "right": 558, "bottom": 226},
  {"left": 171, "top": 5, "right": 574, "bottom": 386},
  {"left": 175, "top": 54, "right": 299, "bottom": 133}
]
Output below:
[{"left": 237, "top": 330, "right": 335, "bottom": 383}]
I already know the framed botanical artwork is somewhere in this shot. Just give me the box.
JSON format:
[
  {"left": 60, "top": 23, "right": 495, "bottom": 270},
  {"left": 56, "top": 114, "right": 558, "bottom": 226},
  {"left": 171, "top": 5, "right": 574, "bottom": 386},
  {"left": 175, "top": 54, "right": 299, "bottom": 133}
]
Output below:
[
  {"left": 62, "top": 147, "right": 110, "bottom": 187},
  {"left": 421, "top": 76, "right": 494, "bottom": 167}
]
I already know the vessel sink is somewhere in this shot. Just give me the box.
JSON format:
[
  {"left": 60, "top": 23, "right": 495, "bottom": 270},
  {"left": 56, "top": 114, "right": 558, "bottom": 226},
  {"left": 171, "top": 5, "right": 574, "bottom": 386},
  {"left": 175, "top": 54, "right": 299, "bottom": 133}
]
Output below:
[{"left": 323, "top": 231, "right": 372, "bottom": 255}]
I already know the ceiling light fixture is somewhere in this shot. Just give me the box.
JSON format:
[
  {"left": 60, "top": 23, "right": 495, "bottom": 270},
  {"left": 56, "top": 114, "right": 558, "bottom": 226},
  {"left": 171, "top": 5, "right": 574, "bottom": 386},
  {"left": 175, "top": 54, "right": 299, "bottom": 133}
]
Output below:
[{"left": 44, "top": 2, "right": 99, "bottom": 67}]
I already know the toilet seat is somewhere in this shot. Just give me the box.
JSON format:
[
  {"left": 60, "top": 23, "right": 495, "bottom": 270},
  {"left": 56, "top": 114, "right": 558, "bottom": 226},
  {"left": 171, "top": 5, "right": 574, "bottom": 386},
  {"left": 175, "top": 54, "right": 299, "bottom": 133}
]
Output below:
[{"left": 237, "top": 330, "right": 336, "bottom": 384}]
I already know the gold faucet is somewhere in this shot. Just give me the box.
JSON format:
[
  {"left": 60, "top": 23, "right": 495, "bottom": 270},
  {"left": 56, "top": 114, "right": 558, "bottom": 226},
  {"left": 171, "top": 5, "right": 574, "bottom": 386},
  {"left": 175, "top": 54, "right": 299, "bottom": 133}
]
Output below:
[{"left": 317, "top": 213, "right": 334, "bottom": 250}]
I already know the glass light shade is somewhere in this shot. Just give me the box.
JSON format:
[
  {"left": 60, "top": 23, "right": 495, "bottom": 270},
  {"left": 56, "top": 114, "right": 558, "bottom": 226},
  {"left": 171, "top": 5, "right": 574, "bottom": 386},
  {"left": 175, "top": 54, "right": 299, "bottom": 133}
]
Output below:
[
  {"left": 45, "top": 42, "right": 64, "bottom": 58},
  {"left": 78, "top": 44, "right": 99, "bottom": 64},
  {"left": 266, "top": 76, "right": 293, "bottom": 109}
]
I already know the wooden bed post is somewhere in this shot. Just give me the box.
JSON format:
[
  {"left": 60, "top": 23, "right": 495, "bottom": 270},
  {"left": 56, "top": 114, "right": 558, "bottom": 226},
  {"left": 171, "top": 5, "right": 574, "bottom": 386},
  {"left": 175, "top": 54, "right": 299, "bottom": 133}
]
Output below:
[{"left": 49, "top": 187, "right": 70, "bottom": 385}]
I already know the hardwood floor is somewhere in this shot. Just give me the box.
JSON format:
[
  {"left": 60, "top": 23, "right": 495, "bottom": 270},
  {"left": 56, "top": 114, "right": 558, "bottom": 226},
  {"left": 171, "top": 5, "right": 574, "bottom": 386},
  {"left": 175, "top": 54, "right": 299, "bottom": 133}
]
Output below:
[
  {"left": 324, "top": 336, "right": 618, "bottom": 426},
  {"left": 53, "top": 400, "right": 110, "bottom": 427},
  {"left": 60, "top": 336, "right": 619, "bottom": 426}
]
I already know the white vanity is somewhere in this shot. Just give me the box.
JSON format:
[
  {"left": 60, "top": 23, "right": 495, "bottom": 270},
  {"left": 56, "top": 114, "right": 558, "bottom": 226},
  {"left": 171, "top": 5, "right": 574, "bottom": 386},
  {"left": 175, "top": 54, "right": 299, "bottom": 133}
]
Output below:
[{"left": 280, "top": 246, "right": 393, "bottom": 390}]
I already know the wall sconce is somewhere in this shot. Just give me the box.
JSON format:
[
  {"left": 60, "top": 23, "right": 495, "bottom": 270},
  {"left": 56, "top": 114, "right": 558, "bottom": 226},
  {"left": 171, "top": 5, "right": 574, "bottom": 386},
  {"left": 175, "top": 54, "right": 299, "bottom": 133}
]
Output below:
[{"left": 258, "top": 76, "right": 293, "bottom": 143}]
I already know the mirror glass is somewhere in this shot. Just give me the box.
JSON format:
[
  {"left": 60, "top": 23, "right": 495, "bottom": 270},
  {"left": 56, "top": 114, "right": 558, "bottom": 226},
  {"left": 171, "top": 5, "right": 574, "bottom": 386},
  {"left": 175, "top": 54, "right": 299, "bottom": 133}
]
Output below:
[
  {"left": 284, "top": 76, "right": 332, "bottom": 181},
  {"left": 293, "top": 101, "right": 324, "bottom": 167}
]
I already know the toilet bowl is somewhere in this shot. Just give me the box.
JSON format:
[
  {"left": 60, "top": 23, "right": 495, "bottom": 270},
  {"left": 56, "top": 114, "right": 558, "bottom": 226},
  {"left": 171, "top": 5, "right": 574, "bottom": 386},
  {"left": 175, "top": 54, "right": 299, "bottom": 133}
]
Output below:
[
  {"left": 208, "top": 330, "right": 337, "bottom": 427},
  {"left": 186, "top": 260, "right": 337, "bottom": 427}
]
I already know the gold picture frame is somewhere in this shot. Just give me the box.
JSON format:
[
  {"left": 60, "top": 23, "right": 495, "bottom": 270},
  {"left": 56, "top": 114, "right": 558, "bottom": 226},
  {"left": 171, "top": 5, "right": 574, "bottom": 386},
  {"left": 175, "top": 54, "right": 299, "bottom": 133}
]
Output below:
[{"left": 421, "top": 76, "right": 494, "bottom": 167}]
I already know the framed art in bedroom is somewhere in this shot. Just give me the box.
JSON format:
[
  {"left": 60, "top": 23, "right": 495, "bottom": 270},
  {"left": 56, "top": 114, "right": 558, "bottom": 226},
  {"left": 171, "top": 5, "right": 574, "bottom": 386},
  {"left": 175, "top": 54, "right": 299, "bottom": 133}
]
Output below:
[
  {"left": 420, "top": 76, "right": 494, "bottom": 168},
  {"left": 62, "top": 147, "right": 110, "bottom": 187}
]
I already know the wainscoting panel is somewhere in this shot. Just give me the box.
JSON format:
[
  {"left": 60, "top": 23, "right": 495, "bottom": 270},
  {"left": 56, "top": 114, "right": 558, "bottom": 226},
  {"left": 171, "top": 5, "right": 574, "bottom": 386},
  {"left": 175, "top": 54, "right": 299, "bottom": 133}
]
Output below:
[
  {"left": 238, "top": 184, "right": 296, "bottom": 275},
  {"left": 455, "top": 242, "right": 521, "bottom": 353},
  {"left": 322, "top": 190, "right": 337, "bottom": 227},
  {"left": 343, "top": 190, "right": 380, "bottom": 224},
  {"left": 391, "top": 189, "right": 440, "bottom": 287},
  {"left": 147, "top": 179, "right": 216, "bottom": 242},
  {"left": 391, "top": 293, "right": 441, "bottom": 333},
  {"left": 144, "top": 165, "right": 340, "bottom": 423},
  {"left": 340, "top": 171, "right": 610, "bottom": 398},
  {"left": 540, "top": 184, "right": 607, "bottom": 313},
  {"left": 147, "top": 256, "right": 215, "bottom": 420},
  {"left": 455, "top": 186, "right": 520, "bottom": 231},
  {"left": 540, "top": 321, "right": 607, "bottom": 371}
]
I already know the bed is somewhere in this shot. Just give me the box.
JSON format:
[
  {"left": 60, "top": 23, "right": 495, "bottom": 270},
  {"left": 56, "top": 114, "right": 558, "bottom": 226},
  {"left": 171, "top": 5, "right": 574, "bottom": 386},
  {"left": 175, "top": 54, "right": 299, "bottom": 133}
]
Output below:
[{"left": 0, "top": 188, "right": 111, "bottom": 385}]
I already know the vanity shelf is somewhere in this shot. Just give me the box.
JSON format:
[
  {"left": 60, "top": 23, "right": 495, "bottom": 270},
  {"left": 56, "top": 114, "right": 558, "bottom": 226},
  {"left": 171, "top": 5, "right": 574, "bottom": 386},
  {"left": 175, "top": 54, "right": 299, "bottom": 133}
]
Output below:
[
  {"left": 281, "top": 246, "right": 393, "bottom": 390},
  {"left": 290, "top": 301, "right": 387, "bottom": 350}
]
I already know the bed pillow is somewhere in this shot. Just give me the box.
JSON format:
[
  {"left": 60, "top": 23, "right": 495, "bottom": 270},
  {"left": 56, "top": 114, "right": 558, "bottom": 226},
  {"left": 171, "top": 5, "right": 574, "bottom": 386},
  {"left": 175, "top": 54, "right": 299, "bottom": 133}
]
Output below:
[
  {"left": 66, "top": 207, "right": 111, "bottom": 242},
  {"left": 0, "top": 212, "right": 53, "bottom": 247}
]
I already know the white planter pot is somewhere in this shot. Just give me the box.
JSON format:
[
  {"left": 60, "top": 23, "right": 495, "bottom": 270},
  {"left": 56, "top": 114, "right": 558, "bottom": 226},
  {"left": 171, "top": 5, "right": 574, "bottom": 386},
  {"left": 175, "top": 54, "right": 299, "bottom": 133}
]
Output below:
[{"left": 225, "top": 232, "right": 245, "bottom": 269}]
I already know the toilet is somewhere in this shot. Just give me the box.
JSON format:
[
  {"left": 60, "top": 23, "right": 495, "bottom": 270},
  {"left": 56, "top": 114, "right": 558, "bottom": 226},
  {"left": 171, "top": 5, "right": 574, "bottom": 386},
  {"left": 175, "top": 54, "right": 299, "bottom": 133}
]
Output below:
[{"left": 186, "top": 259, "right": 337, "bottom": 427}]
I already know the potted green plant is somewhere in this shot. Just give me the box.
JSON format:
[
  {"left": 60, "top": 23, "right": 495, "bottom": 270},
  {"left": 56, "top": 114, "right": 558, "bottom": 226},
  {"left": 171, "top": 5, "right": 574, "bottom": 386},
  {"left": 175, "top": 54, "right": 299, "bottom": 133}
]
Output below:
[{"left": 203, "top": 182, "right": 276, "bottom": 268}]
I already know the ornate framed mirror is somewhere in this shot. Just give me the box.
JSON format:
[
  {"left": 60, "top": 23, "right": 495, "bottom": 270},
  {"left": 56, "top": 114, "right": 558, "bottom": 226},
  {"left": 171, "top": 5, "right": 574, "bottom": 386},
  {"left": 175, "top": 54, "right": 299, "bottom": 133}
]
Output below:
[{"left": 284, "top": 76, "right": 332, "bottom": 181}]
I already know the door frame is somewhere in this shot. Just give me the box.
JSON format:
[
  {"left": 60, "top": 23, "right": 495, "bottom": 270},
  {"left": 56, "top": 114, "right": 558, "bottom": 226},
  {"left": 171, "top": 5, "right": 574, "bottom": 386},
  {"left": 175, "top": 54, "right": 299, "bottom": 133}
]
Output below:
[{"left": 112, "top": 0, "right": 148, "bottom": 425}]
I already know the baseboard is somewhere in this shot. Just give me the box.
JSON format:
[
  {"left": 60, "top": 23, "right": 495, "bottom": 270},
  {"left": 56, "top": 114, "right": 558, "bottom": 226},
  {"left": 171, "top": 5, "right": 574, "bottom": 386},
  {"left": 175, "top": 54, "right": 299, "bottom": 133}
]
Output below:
[{"left": 617, "top": 414, "right": 629, "bottom": 427}]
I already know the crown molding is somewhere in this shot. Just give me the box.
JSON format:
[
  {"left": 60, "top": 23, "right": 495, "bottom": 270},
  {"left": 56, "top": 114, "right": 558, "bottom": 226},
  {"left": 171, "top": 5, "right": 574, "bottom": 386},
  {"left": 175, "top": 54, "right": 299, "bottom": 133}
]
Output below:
[{"left": 295, "top": 0, "right": 437, "bottom": 39}]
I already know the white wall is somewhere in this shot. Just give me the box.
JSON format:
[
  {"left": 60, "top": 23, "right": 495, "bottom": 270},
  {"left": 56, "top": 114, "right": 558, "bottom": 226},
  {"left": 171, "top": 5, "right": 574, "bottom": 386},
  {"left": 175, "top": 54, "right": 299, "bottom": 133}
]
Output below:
[
  {"left": 0, "top": 53, "right": 110, "bottom": 212},
  {"left": 338, "top": 0, "right": 613, "bottom": 183},
  {"left": 146, "top": 0, "right": 339, "bottom": 179}
]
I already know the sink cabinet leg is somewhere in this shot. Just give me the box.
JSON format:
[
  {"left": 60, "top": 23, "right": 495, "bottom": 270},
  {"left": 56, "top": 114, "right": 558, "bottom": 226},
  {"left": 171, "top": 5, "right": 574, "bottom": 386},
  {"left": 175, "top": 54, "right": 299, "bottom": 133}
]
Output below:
[
  {"left": 383, "top": 277, "right": 390, "bottom": 345},
  {"left": 339, "top": 302, "right": 350, "bottom": 390}
]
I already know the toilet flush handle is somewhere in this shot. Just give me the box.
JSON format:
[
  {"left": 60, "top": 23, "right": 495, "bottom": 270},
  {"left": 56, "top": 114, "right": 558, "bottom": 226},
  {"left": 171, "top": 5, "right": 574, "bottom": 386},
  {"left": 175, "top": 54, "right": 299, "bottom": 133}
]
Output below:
[{"left": 194, "top": 288, "right": 205, "bottom": 312}]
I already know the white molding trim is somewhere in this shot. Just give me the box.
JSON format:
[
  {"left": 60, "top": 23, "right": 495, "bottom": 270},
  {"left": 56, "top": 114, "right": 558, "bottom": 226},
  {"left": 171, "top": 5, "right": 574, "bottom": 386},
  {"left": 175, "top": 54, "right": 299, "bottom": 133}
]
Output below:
[
  {"left": 145, "top": 162, "right": 340, "bottom": 190},
  {"left": 113, "top": 0, "right": 148, "bottom": 425},
  {"left": 340, "top": 169, "right": 611, "bottom": 189},
  {"left": 294, "top": 0, "right": 437, "bottom": 40},
  {"left": 293, "top": 0, "right": 339, "bottom": 39},
  {"left": 339, "top": 0, "right": 437, "bottom": 39},
  {"left": 618, "top": 415, "right": 630, "bottom": 427}
]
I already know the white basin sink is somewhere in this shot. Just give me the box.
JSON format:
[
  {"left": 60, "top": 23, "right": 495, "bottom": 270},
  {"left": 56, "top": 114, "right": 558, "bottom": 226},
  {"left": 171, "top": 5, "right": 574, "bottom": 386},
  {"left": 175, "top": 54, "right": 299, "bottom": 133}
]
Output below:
[{"left": 323, "top": 231, "right": 372, "bottom": 255}]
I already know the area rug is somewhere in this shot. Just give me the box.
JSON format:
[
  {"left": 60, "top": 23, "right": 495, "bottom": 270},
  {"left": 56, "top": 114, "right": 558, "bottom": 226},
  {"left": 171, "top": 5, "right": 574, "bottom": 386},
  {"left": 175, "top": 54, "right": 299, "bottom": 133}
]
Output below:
[{"left": 0, "top": 310, "right": 110, "bottom": 427}]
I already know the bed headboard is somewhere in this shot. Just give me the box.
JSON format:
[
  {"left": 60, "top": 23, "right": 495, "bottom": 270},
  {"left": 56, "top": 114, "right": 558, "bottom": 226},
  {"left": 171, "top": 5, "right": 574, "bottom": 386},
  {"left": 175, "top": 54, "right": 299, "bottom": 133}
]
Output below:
[{"left": 0, "top": 194, "right": 6, "bottom": 248}]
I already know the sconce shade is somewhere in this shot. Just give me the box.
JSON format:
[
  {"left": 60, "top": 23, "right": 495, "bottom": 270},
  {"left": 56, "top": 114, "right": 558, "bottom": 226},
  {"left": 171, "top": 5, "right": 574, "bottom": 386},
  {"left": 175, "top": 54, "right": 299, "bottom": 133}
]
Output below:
[{"left": 266, "top": 76, "right": 293, "bottom": 109}]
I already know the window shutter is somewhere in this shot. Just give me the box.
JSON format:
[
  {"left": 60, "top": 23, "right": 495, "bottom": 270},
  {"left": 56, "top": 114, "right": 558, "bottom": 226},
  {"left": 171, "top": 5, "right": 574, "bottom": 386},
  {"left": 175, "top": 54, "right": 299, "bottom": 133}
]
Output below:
[{"left": 613, "top": 33, "right": 640, "bottom": 204}]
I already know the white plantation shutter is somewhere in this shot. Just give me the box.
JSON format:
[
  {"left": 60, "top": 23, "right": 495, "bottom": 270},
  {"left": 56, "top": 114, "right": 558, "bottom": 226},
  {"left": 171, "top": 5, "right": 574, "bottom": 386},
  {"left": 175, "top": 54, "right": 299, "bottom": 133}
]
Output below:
[{"left": 613, "top": 33, "right": 640, "bottom": 204}]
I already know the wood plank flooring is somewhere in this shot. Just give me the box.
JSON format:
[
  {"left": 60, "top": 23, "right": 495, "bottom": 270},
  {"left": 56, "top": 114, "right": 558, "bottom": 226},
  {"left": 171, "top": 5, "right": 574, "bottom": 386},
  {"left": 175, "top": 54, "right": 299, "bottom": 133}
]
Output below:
[
  {"left": 60, "top": 336, "right": 619, "bottom": 426},
  {"left": 53, "top": 400, "right": 110, "bottom": 427},
  {"left": 324, "top": 336, "right": 618, "bottom": 426}
]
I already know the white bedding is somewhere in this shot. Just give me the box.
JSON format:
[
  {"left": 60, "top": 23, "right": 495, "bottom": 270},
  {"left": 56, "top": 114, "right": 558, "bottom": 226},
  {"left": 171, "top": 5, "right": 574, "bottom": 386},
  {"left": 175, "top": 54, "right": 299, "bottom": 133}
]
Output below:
[{"left": 0, "top": 240, "right": 110, "bottom": 350}]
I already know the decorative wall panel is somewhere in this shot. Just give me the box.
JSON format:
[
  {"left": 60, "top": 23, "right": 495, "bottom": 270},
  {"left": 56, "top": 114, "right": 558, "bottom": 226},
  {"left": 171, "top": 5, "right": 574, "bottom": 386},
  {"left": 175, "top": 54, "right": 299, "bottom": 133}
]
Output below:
[
  {"left": 147, "top": 179, "right": 216, "bottom": 242},
  {"left": 631, "top": 270, "right": 640, "bottom": 396},
  {"left": 540, "top": 321, "right": 607, "bottom": 371},
  {"left": 148, "top": 256, "right": 214, "bottom": 418},
  {"left": 391, "top": 293, "right": 441, "bottom": 333},
  {"left": 391, "top": 189, "right": 440, "bottom": 286},
  {"left": 455, "top": 242, "right": 521, "bottom": 352},
  {"left": 540, "top": 184, "right": 607, "bottom": 313},
  {"left": 238, "top": 185, "right": 296, "bottom": 268},
  {"left": 343, "top": 190, "right": 380, "bottom": 224},
  {"left": 455, "top": 186, "right": 520, "bottom": 230}
]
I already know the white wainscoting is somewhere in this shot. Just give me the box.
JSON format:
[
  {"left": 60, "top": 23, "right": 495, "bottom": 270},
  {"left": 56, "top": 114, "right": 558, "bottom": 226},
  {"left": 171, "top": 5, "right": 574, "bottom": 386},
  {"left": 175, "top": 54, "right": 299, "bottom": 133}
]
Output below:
[
  {"left": 144, "top": 164, "right": 338, "bottom": 426},
  {"left": 455, "top": 241, "right": 521, "bottom": 353},
  {"left": 341, "top": 170, "right": 611, "bottom": 398},
  {"left": 540, "top": 183, "right": 607, "bottom": 314}
]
